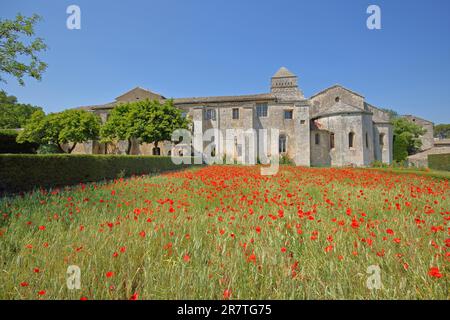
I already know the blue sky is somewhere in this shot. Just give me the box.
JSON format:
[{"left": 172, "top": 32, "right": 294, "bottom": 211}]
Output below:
[{"left": 1, "top": 0, "right": 450, "bottom": 123}]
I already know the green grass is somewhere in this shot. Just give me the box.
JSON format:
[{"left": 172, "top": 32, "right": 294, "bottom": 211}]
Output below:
[
  {"left": 0, "top": 166, "right": 448, "bottom": 300},
  {"left": 366, "top": 167, "right": 450, "bottom": 180}
]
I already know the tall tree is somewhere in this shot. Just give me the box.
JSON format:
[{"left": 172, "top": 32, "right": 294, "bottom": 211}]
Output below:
[
  {"left": 0, "top": 14, "right": 47, "bottom": 85},
  {"left": 18, "top": 109, "right": 101, "bottom": 153},
  {"left": 0, "top": 90, "right": 42, "bottom": 128}
]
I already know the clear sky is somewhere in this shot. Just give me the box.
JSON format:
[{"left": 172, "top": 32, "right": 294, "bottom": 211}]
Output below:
[{"left": 1, "top": 0, "right": 450, "bottom": 123}]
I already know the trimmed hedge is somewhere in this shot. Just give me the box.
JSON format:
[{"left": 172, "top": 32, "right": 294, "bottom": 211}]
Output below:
[
  {"left": 428, "top": 153, "right": 450, "bottom": 171},
  {"left": 0, "top": 154, "right": 191, "bottom": 194},
  {"left": 0, "top": 129, "right": 38, "bottom": 154}
]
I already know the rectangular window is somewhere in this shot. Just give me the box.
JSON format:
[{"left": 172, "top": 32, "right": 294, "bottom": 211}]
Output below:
[
  {"left": 315, "top": 133, "right": 320, "bottom": 145},
  {"left": 330, "top": 133, "right": 335, "bottom": 149},
  {"left": 256, "top": 103, "right": 268, "bottom": 117},
  {"left": 205, "top": 109, "right": 216, "bottom": 120},
  {"left": 232, "top": 108, "right": 239, "bottom": 120},
  {"left": 284, "top": 110, "right": 293, "bottom": 120},
  {"left": 300, "top": 120, "right": 306, "bottom": 124},
  {"left": 279, "top": 135, "right": 287, "bottom": 153}
]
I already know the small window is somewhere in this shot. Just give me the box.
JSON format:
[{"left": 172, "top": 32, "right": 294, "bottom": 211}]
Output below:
[
  {"left": 205, "top": 109, "right": 216, "bottom": 120},
  {"left": 349, "top": 132, "right": 355, "bottom": 148},
  {"left": 232, "top": 108, "right": 239, "bottom": 120},
  {"left": 256, "top": 103, "right": 268, "bottom": 117},
  {"left": 365, "top": 132, "right": 369, "bottom": 148},
  {"left": 335, "top": 97, "right": 340, "bottom": 102},
  {"left": 330, "top": 133, "right": 335, "bottom": 149},
  {"left": 279, "top": 135, "right": 287, "bottom": 153},
  {"left": 315, "top": 133, "right": 320, "bottom": 145},
  {"left": 300, "top": 120, "right": 306, "bottom": 124},
  {"left": 284, "top": 110, "right": 293, "bottom": 119},
  {"left": 379, "top": 133, "right": 385, "bottom": 146}
]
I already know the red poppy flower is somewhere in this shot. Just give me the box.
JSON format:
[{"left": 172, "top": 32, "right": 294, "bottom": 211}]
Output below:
[
  {"left": 139, "top": 231, "right": 146, "bottom": 238},
  {"left": 183, "top": 254, "right": 190, "bottom": 262},
  {"left": 428, "top": 267, "right": 442, "bottom": 278},
  {"left": 38, "top": 290, "right": 46, "bottom": 296},
  {"left": 281, "top": 247, "right": 287, "bottom": 253},
  {"left": 38, "top": 225, "right": 46, "bottom": 231},
  {"left": 80, "top": 296, "right": 88, "bottom": 300},
  {"left": 106, "top": 271, "right": 115, "bottom": 278},
  {"left": 130, "top": 293, "right": 138, "bottom": 300},
  {"left": 248, "top": 253, "right": 257, "bottom": 264},
  {"left": 223, "top": 289, "right": 231, "bottom": 299},
  {"left": 20, "top": 282, "right": 29, "bottom": 287}
]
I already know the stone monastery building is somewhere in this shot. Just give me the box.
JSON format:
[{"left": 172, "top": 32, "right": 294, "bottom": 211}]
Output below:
[{"left": 76, "top": 67, "right": 395, "bottom": 167}]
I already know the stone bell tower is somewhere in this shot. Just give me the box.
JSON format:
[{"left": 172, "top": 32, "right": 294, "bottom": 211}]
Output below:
[{"left": 270, "top": 67, "right": 304, "bottom": 101}]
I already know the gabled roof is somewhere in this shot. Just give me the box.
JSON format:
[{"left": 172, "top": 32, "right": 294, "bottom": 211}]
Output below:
[
  {"left": 311, "top": 101, "right": 371, "bottom": 119},
  {"left": 310, "top": 84, "right": 364, "bottom": 99},
  {"left": 402, "top": 114, "right": 434, "bottom": 124},
  {"left": 115, "top": 86, "right": 165, "bottom": 101},
  {"left": 272, "top": 67, "right": 296, "bottom": 78}
]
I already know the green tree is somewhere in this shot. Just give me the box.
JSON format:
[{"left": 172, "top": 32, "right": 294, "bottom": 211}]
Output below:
[
  {"left": 434, "top": 124, "right": 450, "bottom": 139},
  {"left": 18, "top": 109, "right": 101, "bottom": 153},
  {"left": 131, "top": 99, "right": 190, "bottom": 150},
  {"left": 0, "top": 14, "right": 47, "bottom": 86},
  {"left": 0, "top": 90, "right": 42, "bottom": 128},
  {"left": 100, "top": 99, "right": 190, "bottom": 155},
  {"left": 100, "top": 103, "right": 134, "bottom": 154},
  {"left": 391, "top": 117, "right": 425, "bottom": 161}
]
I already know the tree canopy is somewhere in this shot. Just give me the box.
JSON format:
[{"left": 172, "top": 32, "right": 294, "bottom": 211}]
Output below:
[
  {"left": 18, "top": 109, "right": 101, "bottom": 153},
  {"left": 434, "top": 124, "right": 450, "bottom": 139},
  {"left": 392, "top": 117, "right": 426, "bottom": 162},
  {"left": 100, "top": 99, "right": 190, "bottom": 154},
  {"left": 0, "top": 90, "right": 42, "bottom": 129},
  {"left": 0, "top": 14, "right": 47, "bottom": 86}
]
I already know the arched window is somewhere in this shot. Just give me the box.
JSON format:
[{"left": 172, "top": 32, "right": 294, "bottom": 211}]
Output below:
[
  {"left": 315, "top": 133, "right": 320, "bottom": 145},
  {"left": 349, "top": 132, "right": 355, "bottom": 148},
  {"left": 279, "top": 135, "right": 287, "bottom": 153},
  {"left": 379, "top": 133, "right": 385, "bottom": 146},
  {"left": 330, "top": 133, "right": 335, "bottom": 149}
]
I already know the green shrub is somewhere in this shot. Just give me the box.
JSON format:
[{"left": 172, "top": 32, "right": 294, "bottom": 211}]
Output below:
[
  {"left": 37, "top": 144, "right": 63, "bottom": 154},
  {"left": 393, "top": 136, "right": 408, "bottom": 162},
  {"left": 0, "top": 154, "right": 192, "bottom": 194},
  {"left": 428, "top": 154, "right": 450, "bottom": 171},
  {"left": 0, "top": 129, "right": 38, "bottom": 154}
]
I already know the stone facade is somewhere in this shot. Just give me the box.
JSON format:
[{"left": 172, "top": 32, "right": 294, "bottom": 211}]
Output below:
[{"left": 74, "top": 67, "right": 401, "bottom": 167}]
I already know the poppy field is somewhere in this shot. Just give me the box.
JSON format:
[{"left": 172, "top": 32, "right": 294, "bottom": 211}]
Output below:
[{"left": 0, "top": 165, "right": 448, "bottom": 300}]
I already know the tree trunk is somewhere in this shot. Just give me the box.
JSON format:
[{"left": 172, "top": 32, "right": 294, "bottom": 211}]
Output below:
[
  {"left": 68, "top": 143, "right": 77, "bottom": 154},
  {"left": 126, "top": 138, "right": 132, "bottom": 155}
]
